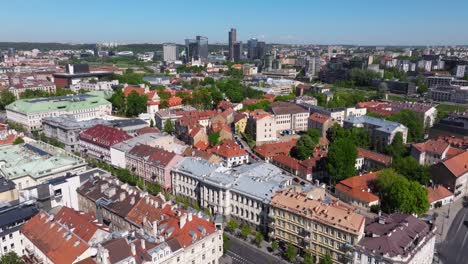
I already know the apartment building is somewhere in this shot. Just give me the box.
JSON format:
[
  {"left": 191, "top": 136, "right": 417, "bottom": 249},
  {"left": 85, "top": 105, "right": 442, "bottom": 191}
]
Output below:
[
  {"left": 344, "top": 115, "right": 408, "bottom": 151},
  {"left": 269, "top": 101, "right": 309, "bottom": 132},
  {"left": 308, "top": 113, "right": 335, "bottom": 137},
  {"left": 355, "top": 147, "right": 392, "bottom": 172},
  {"left": 335, "top": 171, "right": 380, "bottom": 209},
  {"left": 171, "top": 158, "right": 292, "bottom": 230},
  {"left": 209, "top": 140, "right": 249, "bottom": 167},
  {"left": 247, "top": 110, "right": 277, "bottom": 143},
  {"left": 19, "top": 168, "right": 107, "bottom": 211},
  {"left": 269, "top": 189, "right": 365, "bottom": 263},
  {"left": 79, "top": 124, "right": 133, "bottom": 163},
  {"left": 126, "top": 144, "right": 182, "bottom": 191},
  {"left": 354, "top": 213, "right": 436, "bottom": 264},
  {"left": 5, "top": 93, "right": 111, "bottom": 131},
  {"left": 431, "top": 151, "right": 468, "bottom": 200},
  {"left": 70, "top": 79, "right": 118, "bottom": 92},
  {"left": 411, "top": 139, "right": 464, "bottom": 165},
  {"left": 9, "top": 81, "right": 56, "bottom": 99},
  {"left": 21, "top": 207, "right": 110, "bottom": 264},
  {"left": 0, "top": 201, "right": 39, "bottom": 258}
]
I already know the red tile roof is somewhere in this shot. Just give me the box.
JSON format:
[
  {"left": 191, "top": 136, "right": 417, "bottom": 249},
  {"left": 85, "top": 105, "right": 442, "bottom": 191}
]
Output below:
[
  {"left": 21, "top": 210, "right": 91, "bottom": 264},
  {"left": 125, "top": 196, "right": 217, "bottom": 248},
  {"left": 194, "top": 140, "right": 209, "bottom": 151},
  {"left": 168, "top": 96, "right": 182, "bottom": 107},
  {"left": 79, "top": 125, "right": 133, "bottom": 149},
  {"left": 136, "top": 127, "right": 160, "bottom": 135},
  {"left": 335, "top": 171, "right": 380, "bottom": 203},
  {"left": 413, "top": 139, "right": 449, "bottom": 155},
  {"left": 123, "top": 86, "right": 145, "bottom": 97},
  {"left": 54, "top": 207, "right": 109, "bottom": 243},
  {"left": 358, "top": 147, "right": 392, "bottom": 166},
  {"left": 427, "top": 185, "right": 453, "bottom": 203},
  {"left": 442, "top": 151, "right": 468, "bottom": 178},
  {"left": 308, "top": 113, "right": 331, "bottom": 124},
  {"left": 254, "top": 140, "right": 297, "bottom": 159},
  {"left": 210, "top": 140, "right": 247, "bottom": 158}
]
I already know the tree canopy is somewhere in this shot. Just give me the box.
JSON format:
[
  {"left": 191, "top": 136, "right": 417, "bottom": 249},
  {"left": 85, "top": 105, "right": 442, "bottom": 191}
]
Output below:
[
  {"left": 290, "top": 129, "right": 321, "bottom": 160},
  {"left": 163, "top": 119, "right": 175, "bottom": 134},
  {"left": 392, "top": 156, "right": 431, "bottom": 185},
  {"left": 0, "top": 252, "right": 24, "bottom": 264},
  {"left": 125, "top": 90, "right": 147, "bottom": 117},
  {"left": 376, "top": 169, "right": 429, "bottom": 216},
  {"left": 327, "top": 137, "right": 358, "bottom": 183},
  {"left": 387, "top": 110, "right": 424, "bottom": 142},
  {"left": 0, "top": 90, "right": 16, "bottom": 110},
  {"left": 208, "top": 132, "right": 220, "bottom": 146}
]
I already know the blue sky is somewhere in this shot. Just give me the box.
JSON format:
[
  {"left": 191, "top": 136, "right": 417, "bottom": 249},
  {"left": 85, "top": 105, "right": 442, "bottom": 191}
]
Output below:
[{"left": 2, "top": 0, "right": 468, "bottom": 45}]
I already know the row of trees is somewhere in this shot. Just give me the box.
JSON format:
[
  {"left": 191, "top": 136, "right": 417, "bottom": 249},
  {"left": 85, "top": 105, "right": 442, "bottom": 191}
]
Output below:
[{"left": 109, "top": 89, "right": 147, "bottom": 117}]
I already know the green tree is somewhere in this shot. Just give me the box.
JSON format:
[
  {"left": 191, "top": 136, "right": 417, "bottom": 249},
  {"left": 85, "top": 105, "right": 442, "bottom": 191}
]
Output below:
[
  {"left": 0, "top": 252, "right": 25, "bottom": 264},
  {"left": 271, "top": 240, "right": 279, "bottom": 252},
  {"left": 208, "top": 132, "right": 220, "bottom": 146},
  {"left": 319, "top": 252, "right": 333, "bottom": 264},
  {"left": 304, "top": 254, "right": 315, "bottom": 264},
  {"left": 163, "top": 119, "right": 175, "bottom": 134},
  {"left": 12, "top": 137, "right": 24, "bottom": 145},
  {"left": 327, "top": 138, "right": 358, "bottom": 183},
  {"left": 376, "top": 169, "right": 429, "bottom": 216},
  {"left": 0, "top": 90, "right": 16, "bottom": 110},
  {"left": 109, "top": 89, "right": 125, "bottom": 115},
  {"left": 377, "top": 82, "right": 388, "bottom": 99},
  {"left": 385, "top": 132, "right": 407, "bottom": 159},
  {"left": 348, "top": 68, "right": 381, "bottom": 87},
  {"left": 125, "top": 90, "right": 147, "bottom": 117},
  {"left": 254, "top": 232, "right": 264, "bottom": 246},
  {"left": 223, "top": 233, "right": 230, "bottom": 254},
  {"left": 384, "top": 67, "right": 408, "bottom": 81},
  {"left": 387, "top": 110, "right": 424, "bottom": 142},
  {"left": 226, "top": 219, "right": 239, "bottom": 232},
  {"left": 240, "top": 224, "right": 252, "bottom": 239},
  {"left": 415, "top": 75, "right": 428, "bottom": 94},
  {"left": 290, "top": 129, "right": 321, "bottom": 160},
  {"left": 285, "top": 244, "right": 297, "bottom": 262},
  {"left": 393, "top": 156, "right": 431, "bottom": 185}
]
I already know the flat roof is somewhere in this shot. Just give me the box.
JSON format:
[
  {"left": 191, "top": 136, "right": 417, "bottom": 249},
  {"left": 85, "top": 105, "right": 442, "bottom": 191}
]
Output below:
[{"left": 0, "top": 142, "right": 86, "bottom": 181}]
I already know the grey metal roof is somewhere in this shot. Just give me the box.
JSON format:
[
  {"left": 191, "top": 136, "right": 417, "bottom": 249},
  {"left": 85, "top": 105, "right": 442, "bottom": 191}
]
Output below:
[
  {"left": 173, "top": 158, "right": 292, "bottom": 202},
  {"left": 345, "top": 115, "right": 407, "bottom": 133},
  {"left": 0, "top": 201, "right": 39, "bottom": 228}
]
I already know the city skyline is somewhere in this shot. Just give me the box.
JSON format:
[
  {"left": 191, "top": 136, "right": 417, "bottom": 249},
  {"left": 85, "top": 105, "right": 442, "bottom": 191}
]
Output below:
[{"left": 2, "top": 0, "right": 468, "bottom": 45}]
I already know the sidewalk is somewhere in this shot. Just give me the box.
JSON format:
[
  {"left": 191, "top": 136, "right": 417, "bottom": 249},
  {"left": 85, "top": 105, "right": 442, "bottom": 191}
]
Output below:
[
  {"left": 224, "top": 232, "right": 290, "bottom": 264},
  {"left": 430, "top": 198, "right": 464, "bottom": 243}
]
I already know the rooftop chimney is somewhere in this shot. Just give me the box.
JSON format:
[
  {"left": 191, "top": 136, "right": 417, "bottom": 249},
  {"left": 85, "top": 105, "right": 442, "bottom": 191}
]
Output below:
[
  {"left": 130, "top": 243, "right": 136, "bottom": 256},
  {"left": 120, "top": 192, "right": 126, "bottom": 202},
  {"left": 180, "top": 213, "right": 188, "bottom": 228},
  {"left": 152, "top": 220, "right": 158, "bottom": 236},
  {"left": 188, "top": 212, "right": 193, "bottom": 222},
  {"left": 141, "top": 239, "right": 146, "bottom": 250}
]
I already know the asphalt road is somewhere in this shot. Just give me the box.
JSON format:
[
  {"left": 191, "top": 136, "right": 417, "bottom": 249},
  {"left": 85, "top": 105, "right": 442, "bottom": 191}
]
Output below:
[
  {"left": 437, "top": 207, "right": 468, "bottom": 264},
  {"left": 224, "top": 234, "right": 289, "bottom": 264}
]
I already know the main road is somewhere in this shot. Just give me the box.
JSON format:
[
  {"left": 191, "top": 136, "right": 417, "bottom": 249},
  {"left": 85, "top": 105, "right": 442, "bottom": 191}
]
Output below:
[
  {"left": 437, "top": 206, "right": 468, "bottom": 263},
  {"left": 221, "top": 233, "right": 290, "bottom": 264}
]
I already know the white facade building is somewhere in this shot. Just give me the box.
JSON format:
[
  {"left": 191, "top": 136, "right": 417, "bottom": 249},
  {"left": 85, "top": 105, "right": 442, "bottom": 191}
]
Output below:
[{"left": 171, "top": 158, "right": 292, "bottom": 230}]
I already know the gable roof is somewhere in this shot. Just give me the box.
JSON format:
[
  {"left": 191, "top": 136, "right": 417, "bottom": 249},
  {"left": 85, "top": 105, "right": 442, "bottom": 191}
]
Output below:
[
  {"left": 357, "top": 147, "right": 392, "bottom": 166},
  {"left": 427, "top": 185, "right": 453, "bottom": 203},
  {"left": 54, "top": 207, "right": 109, "bottom": 243},
  {"left": 442, "top": 151, "right": 468, "bottom": 177},
  {"left": 335, "top": 171, "right": 380, "bottom": 203},
  {"left": 21, "top": 210, "right": 90, "bottom": 264},
  {"left": 128, "top": 144, "right": 177, "bottom": 167}
]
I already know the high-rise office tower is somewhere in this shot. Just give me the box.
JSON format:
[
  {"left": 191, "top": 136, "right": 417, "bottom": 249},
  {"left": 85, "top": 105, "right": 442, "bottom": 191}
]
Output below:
[
  {"left": 247, "top": 38, "right": 258, "bottom": 60},
  {"left": 196, "top": 36, "right": 208, "bottom": 62},
  {"left": 233, "top": 42, "right": 243, "bottom": 62},
  {"left": 163, "top": 43, "right": 178, "bottom": 62},
  {"left": 7, "top": 47, "right": 16, "bottom": 57},
  {"left": 185, "top": 39, "right": 198, "bottom": 62},
  {"left": 228, "top": 28, "right": 237, "bottom": 61},
  {"left": 256, "top": 41, "right": 266, "bottom": 60}
]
